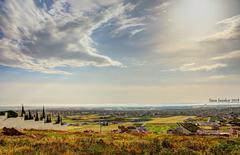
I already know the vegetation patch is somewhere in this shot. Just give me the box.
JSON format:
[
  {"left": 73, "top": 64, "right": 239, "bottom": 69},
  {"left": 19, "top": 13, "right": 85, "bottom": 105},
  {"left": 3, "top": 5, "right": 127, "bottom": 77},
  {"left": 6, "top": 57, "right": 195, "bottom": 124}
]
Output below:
[{"left": 0, "top": 130, "right": 239, "bottom": 155}]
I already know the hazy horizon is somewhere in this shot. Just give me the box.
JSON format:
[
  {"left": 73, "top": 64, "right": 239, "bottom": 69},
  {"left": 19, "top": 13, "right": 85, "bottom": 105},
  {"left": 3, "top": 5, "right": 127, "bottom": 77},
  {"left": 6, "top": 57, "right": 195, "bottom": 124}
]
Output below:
[{"left": 1, "top": 102, "right": 240, "bottom": 108}]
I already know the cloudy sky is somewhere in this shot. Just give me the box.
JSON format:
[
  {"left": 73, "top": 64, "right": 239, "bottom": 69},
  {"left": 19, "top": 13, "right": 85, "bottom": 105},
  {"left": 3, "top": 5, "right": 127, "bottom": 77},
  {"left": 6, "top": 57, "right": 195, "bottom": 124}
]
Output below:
[{"left": 0, "top": 0, "right": 240, "bottom": 106}]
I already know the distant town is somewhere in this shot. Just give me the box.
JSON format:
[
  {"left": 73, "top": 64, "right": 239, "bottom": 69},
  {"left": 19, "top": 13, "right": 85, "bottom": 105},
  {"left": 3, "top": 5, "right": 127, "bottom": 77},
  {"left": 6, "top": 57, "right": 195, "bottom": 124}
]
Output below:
[{"left": 0, "top": 105, "right": 240, "bottom": 137}]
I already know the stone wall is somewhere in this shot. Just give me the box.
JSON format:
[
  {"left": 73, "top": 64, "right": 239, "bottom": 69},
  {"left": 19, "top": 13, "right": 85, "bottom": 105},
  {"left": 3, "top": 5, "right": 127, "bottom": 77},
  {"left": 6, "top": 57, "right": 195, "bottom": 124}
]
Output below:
[{"left": 0, "top": 116, "right": 66, "bottom": 130}]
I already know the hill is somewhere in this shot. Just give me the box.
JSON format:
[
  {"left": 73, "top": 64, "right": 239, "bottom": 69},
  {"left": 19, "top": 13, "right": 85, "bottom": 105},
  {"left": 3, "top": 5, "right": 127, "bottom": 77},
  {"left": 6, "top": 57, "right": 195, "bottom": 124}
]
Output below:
[{"left": 0, "top": 129, "right": 240, "bottom": 155}]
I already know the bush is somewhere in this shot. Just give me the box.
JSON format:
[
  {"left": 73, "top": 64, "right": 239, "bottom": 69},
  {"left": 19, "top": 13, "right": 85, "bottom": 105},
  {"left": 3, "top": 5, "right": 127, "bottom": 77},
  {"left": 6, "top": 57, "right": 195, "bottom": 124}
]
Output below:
[
  {"left": 162, "top": 138, "right": 172, "bottom": 148},
  {"left": 1, "top": 130, "right": 240, "bottom": 155},
  {"left": 0, "top": 138, "right": 6, "bottom": 146},
  {"left": 1, "top": 110, "right": 18, "bottom": 118}
]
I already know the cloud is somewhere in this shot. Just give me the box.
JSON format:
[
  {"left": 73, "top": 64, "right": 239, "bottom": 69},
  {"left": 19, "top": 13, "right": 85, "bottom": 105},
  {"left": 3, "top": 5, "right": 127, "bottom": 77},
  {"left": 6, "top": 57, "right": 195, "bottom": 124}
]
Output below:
[
  {"left": 153, "top": 2, "right": 171, "bottom": 14},
  {"left": 178, "top": 63, "right": 227, "bottom": 72},
  {"left": 207, "top": 74, "right": 240, "bottom": 81},
  {"left": 162, "top": 63, "right": 227, "bottom": 72},
  {"left": 208, "top": 75, "right": 227, "bottom": 80},
  {"left": 146, "top": 2, "right": 171, "bottom": 13},
  {"left": 201, "top": 15, "right": 240, "bottom": 42},
  {"left": 67, "top": 0, "right": 121, "bottom": 12},
  {"left": 111, "top": 9, "right": 146, "bottom": 36},
  {"left": 130, "top": 28, "right": 145, "bottom": 37},
  {"left": 211, "top": 50, "right": 240, "bottom": 61},
  {"left": 0, "top": 0, "right": 142, "bottom": 74}
]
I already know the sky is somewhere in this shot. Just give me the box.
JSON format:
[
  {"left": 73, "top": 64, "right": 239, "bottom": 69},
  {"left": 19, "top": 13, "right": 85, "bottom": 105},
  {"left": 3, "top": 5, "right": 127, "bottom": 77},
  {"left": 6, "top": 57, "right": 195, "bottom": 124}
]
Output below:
[{"left": 0, "top": 0, "right": 240, "bottom": 106}]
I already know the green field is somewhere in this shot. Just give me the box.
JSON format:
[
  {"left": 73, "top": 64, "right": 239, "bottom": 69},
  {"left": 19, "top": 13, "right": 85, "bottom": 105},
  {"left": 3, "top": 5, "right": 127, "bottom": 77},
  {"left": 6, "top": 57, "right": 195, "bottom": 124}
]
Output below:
[
  {"left": 147, "top": 116, "right": 196, "bottom": 124},
  {"left": 67, "top": 123, "right": 132, "bottom": 132},
  {"left": 65, "top": 115, "right": 196, "bottom": 133}
]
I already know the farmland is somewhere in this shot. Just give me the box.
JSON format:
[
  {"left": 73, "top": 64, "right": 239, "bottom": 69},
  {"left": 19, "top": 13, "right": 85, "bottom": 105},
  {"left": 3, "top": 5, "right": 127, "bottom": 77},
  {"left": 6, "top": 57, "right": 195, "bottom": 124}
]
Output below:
[{"left": 66, "top": 115, "right": 195, "bottom": 133}]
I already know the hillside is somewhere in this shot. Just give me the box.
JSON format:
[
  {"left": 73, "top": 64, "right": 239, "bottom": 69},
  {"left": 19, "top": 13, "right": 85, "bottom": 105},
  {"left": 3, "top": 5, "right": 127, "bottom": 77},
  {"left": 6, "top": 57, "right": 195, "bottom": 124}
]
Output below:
[{"left": 0, "top": 129, "right": 240, "bottom": 155}]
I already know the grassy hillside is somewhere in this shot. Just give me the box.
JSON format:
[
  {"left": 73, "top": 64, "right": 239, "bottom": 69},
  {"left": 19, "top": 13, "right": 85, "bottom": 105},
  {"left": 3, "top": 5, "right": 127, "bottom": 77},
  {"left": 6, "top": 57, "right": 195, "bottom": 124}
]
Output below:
[
  {"left": 147, "top": 116, "right": 196, "bottom": 124},
  {"left": 0, "top": 129, "right": 240, "bottom": 155}
]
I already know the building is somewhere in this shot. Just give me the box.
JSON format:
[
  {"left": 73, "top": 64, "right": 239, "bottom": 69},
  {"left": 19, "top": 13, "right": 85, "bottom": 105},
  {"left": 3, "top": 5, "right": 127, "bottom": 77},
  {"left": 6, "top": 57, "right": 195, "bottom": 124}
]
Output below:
[{"left": 167, "top": 127, "right": 192, "bottom": 135}]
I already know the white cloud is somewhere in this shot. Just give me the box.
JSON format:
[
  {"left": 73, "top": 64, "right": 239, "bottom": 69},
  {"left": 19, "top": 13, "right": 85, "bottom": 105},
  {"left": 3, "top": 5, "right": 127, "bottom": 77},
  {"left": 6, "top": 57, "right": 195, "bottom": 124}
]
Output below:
[
  {"left": 211, "top": 50, "right": 240, "bottom": 61},
  {"left": 101, "top": 1, "right": 148, "bottom": 36},
  {"left": 112, "top": 8, "right": 146, "bottom": 36},
  {"left": 0, "top": 0, "right": 140, "bottom": 74},
  {"left": 207, "top": 74, "right": 240, "bottom": 81},
  {"left": 146, "top": 2, "right": 171, "bottom": 14},
  {"left": 67, "top": 0, "right": 121, "bottom": 12},
  {"left": 153, "top": 2, "right": 171, "bottom": 14},
  {"left": 162, "top": 63, "right": 227, "bottom": 72},
  {"left": 179, "top": 63, "right": 227, "bottom": 72},
  {"left": 209, "top": 75, "right": 227, "bottom": 80},
  {"left": 130, "top": 28, "right": 145, "bottom": 37},
  {"left": 201, "top": 15, "right": 240, "bottom": 42}
]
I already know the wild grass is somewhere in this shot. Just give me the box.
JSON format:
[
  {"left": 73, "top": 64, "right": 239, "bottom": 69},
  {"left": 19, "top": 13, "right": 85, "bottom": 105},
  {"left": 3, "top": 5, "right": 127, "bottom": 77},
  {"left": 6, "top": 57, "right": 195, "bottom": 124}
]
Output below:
[
  {"left": 145, "top": 123, "right": 177, "bottom": 134},
  {"left": 147, "top": 116, "right": 196, "bottom": 124},
  {"left": 0, "top": 129, "right": 239, "bottom": 155},
  {"left": 67, "top": 122, "right": 133, "bottom": 132}
]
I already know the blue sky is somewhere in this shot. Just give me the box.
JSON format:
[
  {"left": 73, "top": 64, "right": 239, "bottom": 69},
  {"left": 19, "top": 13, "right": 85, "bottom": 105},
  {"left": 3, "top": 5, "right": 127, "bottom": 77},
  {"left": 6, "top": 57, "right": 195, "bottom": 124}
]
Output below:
[{"left": 0, "top": 0, "right": 240, "bottom": 106}]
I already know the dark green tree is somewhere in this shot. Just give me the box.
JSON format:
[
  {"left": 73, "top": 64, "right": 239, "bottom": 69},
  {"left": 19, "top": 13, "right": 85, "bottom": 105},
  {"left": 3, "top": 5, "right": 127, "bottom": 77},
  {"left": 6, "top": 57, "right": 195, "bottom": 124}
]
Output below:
[
  {"left": 49, "top": 115, "right": 52, "bottom": 123},
  {"left": 28, "top": 110, "right": 33, "bottom": 120},
  {"left": 35, "top": 111, "right": 39, "bottom": 121},
  {"left": 1, "top": 111, "right": 18, "bottom": 118},
  {"left": 21, "top": 105, "right": 25, "bottom": 117},
  {"left": 55, "top": 113, "right": 61, "bottom": 124},
  {"left": 45, "top": 114, "right": 52, "bottom": 123},
  {"left": 42, "top": 106, "right": 45, "bottom": 119},
  {"left": 44, "top": 115, "right": 47, "bottom": 123},
  {"left": 24, "top": 114, "right": 28, "bottom": 120}
]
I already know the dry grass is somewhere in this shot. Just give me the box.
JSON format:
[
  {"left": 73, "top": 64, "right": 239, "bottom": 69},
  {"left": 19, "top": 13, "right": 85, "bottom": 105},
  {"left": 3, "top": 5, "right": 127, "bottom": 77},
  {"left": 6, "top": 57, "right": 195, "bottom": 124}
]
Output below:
[
  {"left": 147, "top": 116, "right": 196, "bottom": 124},
  {"left": 67, "top": 122, "right": 133, "bottom": 132},
  {"left": 0, "top": 129, "right": 240, "bottom": 155}
]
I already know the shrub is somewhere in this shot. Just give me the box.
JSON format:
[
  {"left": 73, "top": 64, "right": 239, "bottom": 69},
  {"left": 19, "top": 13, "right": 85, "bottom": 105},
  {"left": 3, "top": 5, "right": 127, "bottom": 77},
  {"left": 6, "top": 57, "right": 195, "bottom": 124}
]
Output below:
[{"left": 162, "top": 138, "right": 172, "bottom": 148}]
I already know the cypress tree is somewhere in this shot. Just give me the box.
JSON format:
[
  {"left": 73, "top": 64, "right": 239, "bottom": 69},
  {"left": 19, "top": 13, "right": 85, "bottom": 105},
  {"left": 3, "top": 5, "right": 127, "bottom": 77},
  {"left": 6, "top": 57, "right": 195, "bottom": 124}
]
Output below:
[
  {"left": 21, "top": 105, "right": 25, "bottom": 117},
  {"left": 56, "top": 113, "right": 61, "bottom": 124},
  {"left": 24, "top": 113, "right": 28, "bottom": 120},
  {"left": 35, "top": 111, "right": 39, "bottom": 121},
  {"left": 42, "top": 106, "right": 45, "bottom": 119},
  {"left": 49, "top": 115, "right": 52, "bottom": 123},
  {"left": 45, "top": 114, "right": 51, "bottom": 123},
  {"left": 28, "top": 110, "right": 32, "bottom": 120}
]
